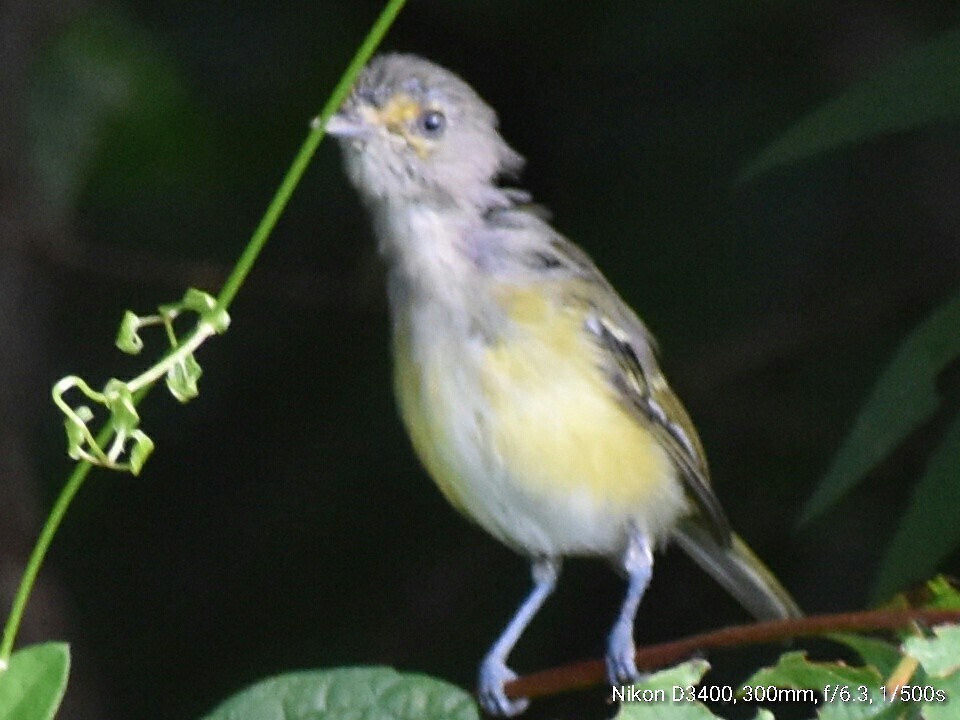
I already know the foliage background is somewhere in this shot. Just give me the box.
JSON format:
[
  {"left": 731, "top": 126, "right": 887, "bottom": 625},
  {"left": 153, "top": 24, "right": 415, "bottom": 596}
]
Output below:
[{"left": 2, "top": 1, "right": 959, "bottom": 718}]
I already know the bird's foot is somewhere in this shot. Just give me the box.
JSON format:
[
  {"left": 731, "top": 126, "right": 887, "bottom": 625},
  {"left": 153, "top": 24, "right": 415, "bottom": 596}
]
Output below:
[
  {"left": 478, "top": 657, "right": 528, "bottom": 717},
  {"left": 605, "top": 626, "right": 640, "bottom": 686}
]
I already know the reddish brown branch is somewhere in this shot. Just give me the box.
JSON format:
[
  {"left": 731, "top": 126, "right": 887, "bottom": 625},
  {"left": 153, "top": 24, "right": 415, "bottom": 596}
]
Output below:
[{"left": 502, "top": 608, "right": 960, "bottom": 702}]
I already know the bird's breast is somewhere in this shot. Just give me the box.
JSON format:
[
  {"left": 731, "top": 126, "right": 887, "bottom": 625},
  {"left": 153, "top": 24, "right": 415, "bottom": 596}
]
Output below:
[{"left": 389, "top": 260, "right": 689, "bottom": 557}]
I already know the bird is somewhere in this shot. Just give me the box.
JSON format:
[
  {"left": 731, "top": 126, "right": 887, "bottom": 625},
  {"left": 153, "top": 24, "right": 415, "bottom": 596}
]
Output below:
[{"left": 325, "top": 53, "right": 802, "bottom": 717}]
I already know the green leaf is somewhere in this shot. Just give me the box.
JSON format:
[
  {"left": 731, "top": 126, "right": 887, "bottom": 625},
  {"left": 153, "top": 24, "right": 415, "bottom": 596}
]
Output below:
[
  {"left": 166, "top": 354, "right": 202, "bottom": 402},
  {"left": 744, "top": 652, "right": 901, "bottom": 720},
  {"left": 912, "top": 678, "right": 959, "bottom": 720},
  {"left": 64, "top": 405, "right": 95, "bottom": 460},
  {"left": 0, "top": 643, "right": 70, "bottom": 720},
  {"left": 896, "top": 629, "right": 960, "bottom": 720},
  {"left": 874, "top": 413, "right": 960, "bottom": 601},
  {"left": 182, "top": 289, "right": 231, "bottom": 333},
  {"left": 904, "top": 625, "right": 960, "bottom": 677},
  {"left": 615, "top": 661, "right": 728, "bottom": 720},
  {"left": 207, "top": 307, "right": 231, "bottom": 335},
  {"left": 103, "top": 379, "right": 140, "bottom": 433},
  {"left": 922, "top": 576, "right": 960, "bottom": 609},
  {"left": 827, "top": 634, "right": 902, "bottom": 676},
  {"left": 799, "top": 293, "right": 960, "bottom": 526},
  {"left": 200, "top": 667, "right": 479, "bottom": 720},
  {"left": 128, "top": 430, "right": 155, "bottom": 476},
  {"left": 181, "top": 288, "right": 217, "bottom": 314},
  {"left": 639, "top": 659, "right": 711, "bottom": 689},
  {"left": 116, "top": 310, "right": 145, "bottom": 354},
  {"left": 742, "top": 26, "right": 960, "bottom": 180}
]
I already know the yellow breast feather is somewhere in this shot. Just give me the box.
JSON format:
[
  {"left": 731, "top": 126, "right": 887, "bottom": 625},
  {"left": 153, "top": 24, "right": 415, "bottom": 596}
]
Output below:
[
  {"left": 392, "top": 321, "right": 472, "bottom": 515},
  {"left": 481, "top": 285, "right": 686, "bottom": 520}
]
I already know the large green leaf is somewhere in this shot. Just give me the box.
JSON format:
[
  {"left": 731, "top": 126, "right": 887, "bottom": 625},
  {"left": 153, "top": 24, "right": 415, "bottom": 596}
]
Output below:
[
  {"left": 0, "top": 643, "right": 70, "bottom": 720},
  {"left": 201, "top": 667, "right": 478, "bottom": 720},
  {"left": 742, "top": 26, "right": 960, "bottom": 179},
  {"left": 799, "top": 292, "right": 960, "bottom": 526},
  {"left": 874, "top": 412, "right": 960, "bottom": 601}
]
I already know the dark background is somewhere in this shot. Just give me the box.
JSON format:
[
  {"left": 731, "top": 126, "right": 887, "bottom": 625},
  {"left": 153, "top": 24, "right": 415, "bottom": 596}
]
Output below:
[{"left": 2, "top": 2, "right": 959, "bottom": 718}]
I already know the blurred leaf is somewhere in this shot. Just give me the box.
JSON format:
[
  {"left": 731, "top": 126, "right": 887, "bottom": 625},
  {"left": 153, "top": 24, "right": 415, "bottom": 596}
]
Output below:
[
  {"left": 922, "top": 576, "right": 960, "bottom": 609},
  {"left": 201, "top": 667, "right": 479, "bottom": 720},
  {"left": 181, "top": 288, "right": 231, "bottom": 333},
  {"left": 27, "top": 7, "right": 213, "bottom": 213},
  {"left": 127, "top": 429, "right": 155, "bottom": 476},
  {"left": 615, "top": 660, "right": 721, "bottom": 719},
  {"left": 901, "top": 627, "right": 960, "bottom": 720},
  {"left": 742, "top": 26, "right": 960, "bottom": 179},
  {"left": 103, "top": 379, "right": 140, "bottom": 433},
  {"left": 0, "top": 643, "right": 70, "bottom": 720},
  {"left": 906, "top": 679, "right": 959, "bottom": 720},
  {"left": 799, "top": 293, "right": 960, "bottom": 526},
  {"left": 744, "top": 652, "right": 899, "bottom": 720},
  {"left": 64, "top": 404, "right": 94, "bottom": 459},
  {"left": 826, "top": 633, "right": 902, "bottom": 676},
  {"left": 874, "top": 414, "right": 960, "bottom": 601},
  {"left": 165, "top": 354, "right": 202, "bottom": 402},
  {"left": 116, "top": 311, "right": 146, "bottom": 354},
  {"left": 903, "top": 625, "right": 960, "bottom": 677}
]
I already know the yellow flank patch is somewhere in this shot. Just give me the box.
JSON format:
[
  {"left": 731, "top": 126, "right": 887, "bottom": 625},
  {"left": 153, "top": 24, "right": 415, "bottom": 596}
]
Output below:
[
  {"left": 392, "top": 324, "right": 470, "bottom": 514},
  {"left": 482, "top": 285, "right": 675, "bottom": 507}
]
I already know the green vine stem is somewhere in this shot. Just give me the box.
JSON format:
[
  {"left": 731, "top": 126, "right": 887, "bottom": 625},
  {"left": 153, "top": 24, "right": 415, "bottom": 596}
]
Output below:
[
  {"left": 0, "top": 0, "right": 408, "bottom": 667},
  {"left": 0, "top": 446, "right": 94, "bottom": 670},
  {"left": 214, "top": 0, "right": 408, "bottom": 313}
]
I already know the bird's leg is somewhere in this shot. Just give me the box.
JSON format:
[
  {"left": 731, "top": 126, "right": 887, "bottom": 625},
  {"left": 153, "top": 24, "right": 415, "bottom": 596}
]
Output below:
[
  {"left": 478, "top": 556, "right": 561, "bottom": 717},
  {"left": 606, "top": 528, "right": 654, "bottom": 685}
]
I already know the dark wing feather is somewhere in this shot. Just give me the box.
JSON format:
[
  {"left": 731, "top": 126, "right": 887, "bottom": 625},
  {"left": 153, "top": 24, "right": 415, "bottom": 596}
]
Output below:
[{"left": 586, "top": 312, "right": 732, "bottom": 546}]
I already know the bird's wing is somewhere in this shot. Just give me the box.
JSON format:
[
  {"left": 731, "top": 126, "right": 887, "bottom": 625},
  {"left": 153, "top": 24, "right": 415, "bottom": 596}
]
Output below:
[
  {"left": 584, "top": 307, "right": 732, "bottom": 546},
  {"left": 528, "top": 227, "right": 801, "bottom": 618},
  {"left": 481, "top": 211, "right": 731, "bottom": 546}
]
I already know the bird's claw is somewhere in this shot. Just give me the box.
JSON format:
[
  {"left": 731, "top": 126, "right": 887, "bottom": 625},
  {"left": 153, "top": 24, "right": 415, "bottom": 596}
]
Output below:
[
  {"left": 478, "top": 658, "right": 529, "bottom": 717},
  {"left": 606, "top": 628, "right": 640, "bottom": 686}
]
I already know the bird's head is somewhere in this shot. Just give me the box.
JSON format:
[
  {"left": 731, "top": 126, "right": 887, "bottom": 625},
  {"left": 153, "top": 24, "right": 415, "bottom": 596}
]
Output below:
[{"left": 327, "top": 54, "right": 524, "bottom": 208}]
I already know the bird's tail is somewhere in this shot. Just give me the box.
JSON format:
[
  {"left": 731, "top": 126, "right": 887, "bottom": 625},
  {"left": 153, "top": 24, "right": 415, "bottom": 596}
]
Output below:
[{"left": 672, "top": 518, "right": 802, "bottom": 620}]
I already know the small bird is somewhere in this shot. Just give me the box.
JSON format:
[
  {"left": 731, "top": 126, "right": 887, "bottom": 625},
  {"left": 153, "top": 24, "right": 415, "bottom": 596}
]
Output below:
[{"left": 326, "top": 53, "right": 801, "bottom": 716}]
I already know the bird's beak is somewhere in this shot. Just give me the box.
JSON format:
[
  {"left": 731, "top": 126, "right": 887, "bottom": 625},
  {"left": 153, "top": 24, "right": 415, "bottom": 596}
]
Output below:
[{"left": 325, "top": 109, "right": 374, "bottom": 139}]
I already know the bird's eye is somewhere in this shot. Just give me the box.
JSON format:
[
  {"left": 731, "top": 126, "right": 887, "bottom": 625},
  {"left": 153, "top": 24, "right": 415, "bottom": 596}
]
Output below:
[{"left": 417, "top": 109, "right": 446, "bottom": 137}]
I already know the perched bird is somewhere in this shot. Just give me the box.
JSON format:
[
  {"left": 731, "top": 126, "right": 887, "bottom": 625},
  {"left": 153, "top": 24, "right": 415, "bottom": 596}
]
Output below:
[{"left": 326, "top": 53, "right": 801, "bottom": 716}]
